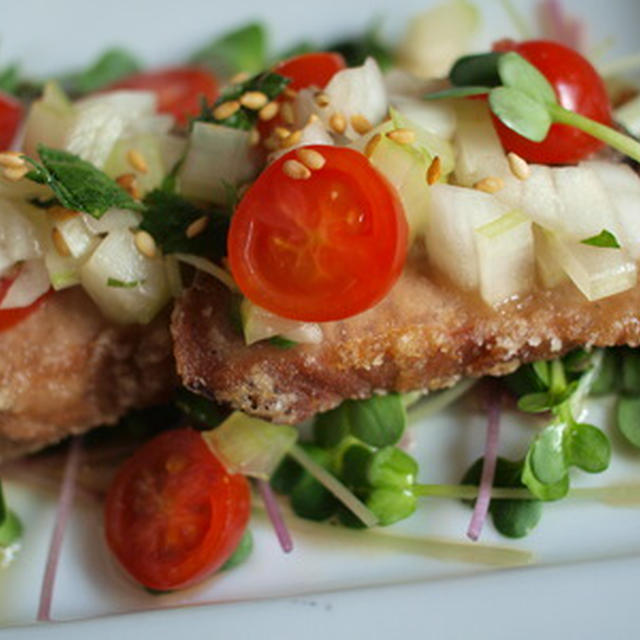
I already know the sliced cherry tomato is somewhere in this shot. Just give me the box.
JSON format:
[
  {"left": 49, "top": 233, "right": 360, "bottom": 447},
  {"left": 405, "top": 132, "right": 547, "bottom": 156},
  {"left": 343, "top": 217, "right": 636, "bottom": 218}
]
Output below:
[
  {"left": 0, "top": 92, "right": 23, "bottom": 150},
  {"left": 107, "top": 67, "right": 219, "bottom": 126},
  {"left": 491, "top": 40, "right": 612, "bottom": 164},
  {"left": 105, "top": 428, "right": 250, "bottom": 591},
  {"left": 274, "top": 52, "right": 346, "bottom": 91},
  {"left": 228, "top": 145, "right": 408, "bottom": 322},
  {"left": 0, "top": 274, "right": 51, "bottom": 332}
]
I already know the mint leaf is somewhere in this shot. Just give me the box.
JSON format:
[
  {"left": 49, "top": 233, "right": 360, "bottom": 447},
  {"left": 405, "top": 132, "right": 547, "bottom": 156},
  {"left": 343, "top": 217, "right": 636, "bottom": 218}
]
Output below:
[
  {"left": 195, "top": 71, "right": 289, "bottom": 130},
  {"left": 64, "top": 48, "right": 141, "bottom": 94},
  {"left": 24, "top": 145, "right": 143, "bottom": 217},
  {"left": 140, "top": 189, "right": 229, "bottom": 258},
  {"left": 580, "top": 229, "right": 621, "bottom": 248},
  {"left": 190, "top": 23, "right": 268, "bottom": 75}
]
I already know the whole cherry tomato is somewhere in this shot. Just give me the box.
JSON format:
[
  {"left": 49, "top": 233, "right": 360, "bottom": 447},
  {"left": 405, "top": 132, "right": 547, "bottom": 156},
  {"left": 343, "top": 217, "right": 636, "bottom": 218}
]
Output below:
[
  {"left": 0, "top": 92, "right": 23, "bottom": 150},
  {"left": 107, "top": 67, "right": 219, "bottom": 126},
  {"left": 228, "top": 145, "right": 408, "bottom": 322},
  {"left": 274, "top": 52, "right": 346, "bottom": 91},
  {"left": 104, "top": 428, "right": 251, "bottom": 591},
  {"left": 492, "top": 40, "right": 612, "bottom": 164}
]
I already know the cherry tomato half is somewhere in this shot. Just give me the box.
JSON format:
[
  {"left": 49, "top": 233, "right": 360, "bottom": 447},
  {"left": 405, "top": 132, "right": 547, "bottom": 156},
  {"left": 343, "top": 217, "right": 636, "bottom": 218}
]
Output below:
[
  {"left": 491, "top": 40, "right": 612, "bottom": 164},
  {"left": 0, "top": 273, "right": 51, "bottom": 332},
  {"left": 105, "top": 428, "right": 250, "bottom": 591},
  {"left": 107, "top": 67, "right": 219, "bottom": 126},
  {"left": 274, "top": 52, "right": 346, "bottom": 91},
  {"left": 0, "top": 92, "right": 23, "bottom": 150},
  {"left": 228, "top": 145, "right": 408, "bottom": 322}
]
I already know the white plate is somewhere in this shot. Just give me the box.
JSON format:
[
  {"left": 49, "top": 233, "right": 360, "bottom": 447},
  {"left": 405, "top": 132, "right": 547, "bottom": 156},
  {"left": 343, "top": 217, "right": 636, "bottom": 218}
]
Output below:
[{"left": 1, "top": 0, "right": 640, "bottom": 637}]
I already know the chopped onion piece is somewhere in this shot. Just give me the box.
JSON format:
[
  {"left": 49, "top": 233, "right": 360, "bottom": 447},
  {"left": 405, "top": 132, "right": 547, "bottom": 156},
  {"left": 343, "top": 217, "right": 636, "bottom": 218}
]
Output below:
[
  {"left": 0, "top": 199, "right": 43, "bottom": 273},
  {"left": 54, "top": 214, "right": 98, "bottom": 260},
  {"left": 174, "top": 252, "right": 237, "bottom": 291},
  {"left": 241, "top": 298, "right": 323, "bottom": 345},
  {"left": 0, "top": 260, "right": 50, "bottom": 309},
  {"left": 203, "top": 412, "right": 298, "bottom": 480},
  {"left": 467, "top": 394, "right": 501, "bottom": 541},
  {"left": 390, "top": 95, "right": 457, "bottom": 140},
  {"left": 82, "top": 208, "right": 141, "bottom": 235}
]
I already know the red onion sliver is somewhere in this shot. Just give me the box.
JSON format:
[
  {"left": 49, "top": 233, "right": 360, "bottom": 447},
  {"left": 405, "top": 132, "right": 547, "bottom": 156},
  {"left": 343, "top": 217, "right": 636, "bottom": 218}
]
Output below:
[
  {"left": 37, "top": 437, "right": 82, "bottom": 622},
  {"left": 256, "top": 479, "right": 294, "bottom": 553},
  {"left": 466, "top": 397, "right": 501, "bottom": 542}
]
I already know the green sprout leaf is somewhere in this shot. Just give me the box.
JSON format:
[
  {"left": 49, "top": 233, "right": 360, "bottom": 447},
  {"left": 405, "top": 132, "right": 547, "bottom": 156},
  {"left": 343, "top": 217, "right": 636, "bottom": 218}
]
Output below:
[
  {"left": 489, "top": 86, "right": 552, "bottom": 142},
  {"left": 497, "top": 52, "right": 557, "bottom": 104},
  {"left": 529, "top": 423, "right": 567, "bottom": 485},
  {"left": 522, "top": 451, "right": 569, "bottom": 501},
  {"left": 345, "top": 394, "right": 406, "bottom": 448},
  {"left": 580, "top": 229, "right": 621, "bottom": 249},
  {"left": 367, "top": 447, "right": 418, "bottom": 490},
  {"left": 449, "top": 51, "right": 503, "bottom": 87},
  {"left": 365, "top": 487, "right": 416, "bottom": 526},
  {"left": 567, "top": 423, "right": 611, "bottom": 473},
  {"left": 616, "top": 396, "right": 640, "bottom": 448},
  {"left": 517, "top": 392, "right": 554, "bottom": 413}
]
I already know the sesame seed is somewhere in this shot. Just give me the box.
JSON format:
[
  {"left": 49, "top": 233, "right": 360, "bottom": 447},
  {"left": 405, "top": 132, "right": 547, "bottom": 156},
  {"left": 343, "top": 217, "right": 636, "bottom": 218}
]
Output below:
[
  {"left": 306, "top": 113, "right": 320, "bottom": 125},
  {"left": 127, "top": 149, "right": 148, "bottom": 174},
  {"left": 282, "top": 159, "right": 311, "bottom": 180},
  {"left": 134, "top": 230, "right": 158, "bottom": 258},
  {"left": 116, "top": 173, "right": 140, "bottom": 199},
  {"left": 0, "top": 151, "right": 26, "bottom": 170},
  {"left": 274, "top": 126, "right": 292, "bottom": 140},
  {"left": 280, "top": 129, "right": 302, "bottom": 149},
  {"left": 329, "top": 112, "right": 347, "bottom": 135},
  {"left": 230, "top": 71, "right": 250, "bottom": 84},
  {"left": 249, "top": 128, "right": 260, "bottom": 146},
  {"left": 351, "top": 114, "right": 373, "bottom": 135},
  {"left": 240, "top": 91, "right": 269, "bottom": 110},
  {"left": 186, "top": 216, "right": 209, "bottom": 239},
  {"left": 2, "top": 166, "right": 28, "bottom": 182},
  {"left": 213, "top": 100, "right": 241, "bottom": 121},
  {"left": 426, "top": 156, "right": 441, "bottom": 185},
  {"left": 386, "top": 128, "right": 415, "bottom": 145},
  {"left": 281, "top": 102, "right": 295, "bottom": 125},
  {"left": 364, "top": 133, "right": 382, "bottom": 158},
  {"left": 258, "top": 101, "right": 280, "bottom": 122},
  {"left": 314, "top": 92, "right": 330, "bottom": 108},
  {"left": 507, "top": 152, "right": 530, "bottom": 181},
  {"left": 284, "top": 87, "right": 298, "bottom": 100},
  {"left": 474, "top": 176, "right": 505, "bottom": 194},
  {"left": 296, "top": 148, "right": 326, "bottom": 170},
  {"left": 51, "top": 228, "right": 71, "bottom": 257},
  {"left": 263, "top": 136, "right": 280, "bottom": 151}
]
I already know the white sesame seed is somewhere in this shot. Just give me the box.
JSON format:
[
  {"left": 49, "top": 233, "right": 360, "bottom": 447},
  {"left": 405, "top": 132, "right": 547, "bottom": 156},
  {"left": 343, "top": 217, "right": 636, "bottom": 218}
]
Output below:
[
  {"left": 134, "top": 230, "right": 158, "bottom": 258},
  {"left": 0, "top": 151, "right": 26, "bottom": 170},
  {"left": 2, "top": 166, "right": 28, "bottom": 182},
  {"left": 281, "top": 102, "right": 295, "bottom": 125},
  {"left": 280, "top": 130, "right": 302, "bottom": 149},
  {"left": 507, "top": 152, "right": 531, "bottom": 181},
  {"left": 229, "top": 71, "right": 250, "bottom": 84},
  {"left": 116, "top": 173, "right": 140, "bottom": 199},
  {"left": 329, "top": 112, "right": 347, "bottom": 135},
  {"left": 364, "top": 133, "right": 382, "bottom": 158},
  {"left": 351, "top": 113, "right": 373, "bottom": 135},
  {"left": 258, "top": 101, "right": 280, "bottom": 122},
  {"left": 474, "top": 176, "right": 505, "bottom": 194},
  {"left": 127, "top": 149, "right": 148, "bottom": 174},
  {"left": 213, "top": 100, "right": 241, "bottom": 121},
  {"left": 186, "top": 216, "right": 209, "bottom": 239},
  {"left": 296, "top": 148, "right": 326, "bottom": 170},
  {"left": 282, "top": 159, "right": 311, "bottom": 180},
  {"left": 314, "top": 92, "right": 330, "bottom": 108},
  {"left": 426, "top": 156, "right": 441, "bottom": 185},
  {"left": 386, "top": 128, "right": 415, "bottom": 145},
  {"left": 284, "top": 87, "right": 298, "bottom": 100},
  {"left": 240, "top": 91, "right": 269, "bottom": 110}
]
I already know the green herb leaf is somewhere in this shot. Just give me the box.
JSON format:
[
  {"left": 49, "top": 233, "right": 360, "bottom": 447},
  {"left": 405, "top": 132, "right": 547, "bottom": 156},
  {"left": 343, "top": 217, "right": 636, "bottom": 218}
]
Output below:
[
  {"left": 449, "top": 52, "right": 503, "bottom": 87},
  {"left": 424, "top": 85, "right": 490, "bottom": 101},
  {"left": 24, "top": 146, "right": 142, "bottom": 217},
  {"left": 517, "top": 392, "right": 554, "bottom": 413},
  {"left": 567, "top": 423, "right": 611, "bottom": 473},
  {"left": 367, "top": 446, "right": 418, "bottom": 490},
  {"left": 140, "top": 189, "right": 229, "bottom": 258},
  {"left": 190, "top": 23, "right": 268, "bottom": 75},
  {"left": 590, "top": 349, "right": 620, "bottom": 395},
  {"left": 346, "top": 394, "right": 406, "bottom": 448},
  {"left": 497, "top": 52, "right": 557, "bottom": 104},
  {"left": 267, "top": 336, "right": 298, "bottom": 349},
  {"left": 490, "top": 496, "right": 543, "bottom": 539},
  {"left": 313, "top": 406, "right": 352, "bottom": 448},
  {"left": 616, "top": 396, "right": 640, "bottom": 448},
  {"left": 290, "top": 445, "right": 339, "bottom": 521},
  {"left": 529, "top": 423, "right": 568, "bottom": 485},
  {"left": 489, "top": 86, "right": 552, "bottom": 142},
  {"left": 64, "top": 48, "right": 141, "bottom": 94},
  {"left": 340, "top": 444, "right": 373, "bottom": 488},
  {"left": 580, "top": 229, "right": 621, "bottom": 248},
  {"left": 195, "top": 71, "right": 289, "bottom": 131},
  {"left": 522, "top": 452, "right": 569, "bottom": 501},
  {"left": 365, "top": 487, "right": 416, "bottom": 526},
  {"left": 0, "top": 483, "right": 22, "bottom": 547}
]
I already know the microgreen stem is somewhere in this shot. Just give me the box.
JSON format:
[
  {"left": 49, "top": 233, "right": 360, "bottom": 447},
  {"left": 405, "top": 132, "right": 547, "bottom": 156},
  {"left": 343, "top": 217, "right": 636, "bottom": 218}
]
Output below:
[{"left": 549, "top": 103, "right": 640, "bottom": 163}]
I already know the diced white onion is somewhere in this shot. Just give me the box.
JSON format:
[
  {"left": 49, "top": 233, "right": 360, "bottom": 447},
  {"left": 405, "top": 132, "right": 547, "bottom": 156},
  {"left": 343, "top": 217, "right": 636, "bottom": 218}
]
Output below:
[
  {"left": 534, "top": 227, "right": 568, "bottom": 289},
  {"left": 268, "top": 119, "right": 333, "bottom": 163},
  {"left": 389, "top": 95, "right": 457, "bottom": 140},
  {"left": 0, "top": 259, "right": 50, "bottom": 309},
  {"left": 0, "top": 199, "right": 43, "bottom": 273},
  {"left": 173, "top": 252, "right": 237, "bottom": 291},
  {"left": 241, "top": 298, "right": 323, "bottom": 345},
  {"left": 54, "top": 214, "right": 97, "bottom": 260},
  {"left": 82, "top": 208, "right": 141, "bottom": 235}
]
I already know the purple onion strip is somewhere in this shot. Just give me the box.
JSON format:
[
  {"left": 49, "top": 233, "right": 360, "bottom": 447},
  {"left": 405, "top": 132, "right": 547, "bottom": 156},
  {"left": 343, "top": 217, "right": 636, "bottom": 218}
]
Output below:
[
  {"left": 466, "top": 398, "right": 501, "bottom": 542},
  {"left": 37, "top": 437, "right": 82, "bottom": 622},
  {"left": 256, "top": 479, "right": 293, "bottom": 553}
]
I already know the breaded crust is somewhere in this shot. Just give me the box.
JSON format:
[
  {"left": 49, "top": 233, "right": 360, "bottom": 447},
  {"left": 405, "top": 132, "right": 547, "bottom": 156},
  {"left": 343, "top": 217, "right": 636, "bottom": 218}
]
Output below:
[
  {"left": 172, "top": 260, "right": 640, "bottom": 424},
  {"left": 0, "top": 288, "right": 176, "bottom": 460}
]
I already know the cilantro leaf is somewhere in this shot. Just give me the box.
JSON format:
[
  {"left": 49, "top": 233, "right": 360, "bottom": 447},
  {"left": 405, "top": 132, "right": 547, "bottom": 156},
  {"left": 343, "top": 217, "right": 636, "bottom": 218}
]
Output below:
[
  {"left": 24, "top": 145, "right": 143, "bottom": 217},
  {"left": 63, "top": 48, "right": 141, "bottom": 94},
  {"left": 580, "top": 229, "right": 621, "bottom": 248},
  {"left": 195, "top": 71, "right": 289, "bottom": 131},
  {"left": 190, "top": 23, "right": 268, "bottom": 75},
  {"left": 140, "top": 189, "right": 229, "bottom": 258}
]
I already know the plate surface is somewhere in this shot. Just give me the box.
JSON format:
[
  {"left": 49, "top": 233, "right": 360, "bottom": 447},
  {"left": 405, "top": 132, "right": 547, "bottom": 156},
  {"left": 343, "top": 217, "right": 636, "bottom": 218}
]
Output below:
[{"left": 1, "top": 0, "right": 640, "bottom": 637}]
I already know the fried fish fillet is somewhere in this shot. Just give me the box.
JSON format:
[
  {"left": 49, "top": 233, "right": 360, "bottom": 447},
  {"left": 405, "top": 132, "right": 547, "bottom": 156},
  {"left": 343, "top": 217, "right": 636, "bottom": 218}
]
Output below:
[
  {"left": 0, "top": 288, "right": 176, "bottom": 460},
  {"left": 172, "top": 259, "right": 640, "bottom": 424}
]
